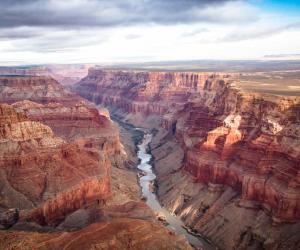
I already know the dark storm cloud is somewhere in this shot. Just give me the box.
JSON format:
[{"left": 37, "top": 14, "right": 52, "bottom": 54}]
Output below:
[{"left": 0, "top": 0, "right": 238, "bottom": 29}]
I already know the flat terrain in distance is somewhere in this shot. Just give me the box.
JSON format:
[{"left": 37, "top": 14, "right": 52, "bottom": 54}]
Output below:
[{"left": 238, "top": 70, "right": 300, "bottom": 96}]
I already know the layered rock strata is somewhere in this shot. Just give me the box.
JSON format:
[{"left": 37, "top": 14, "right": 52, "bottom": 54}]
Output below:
[
  {"left": 0, "top": 218, "right": 192, "bottom": 250},
  {"left": 75, "top": 69, "right": 237, "bottom": 115},
  {"left": 0, "top": 76, "right": 122, "bottom": 155},
  {"left": 0, "top": 74, "right": 193, "bottom": 250},
  {"left": 75, "top": 69, "right": 300, "bottom": 249},
  {"left": 0, "top": 64, "right": 91, "bottom": 85},
  {"left": 0, "top": 104, "right": 111, "bottom": 226},
  {"left": 0, "top": 76, "right": 80, "bottom": 105}
]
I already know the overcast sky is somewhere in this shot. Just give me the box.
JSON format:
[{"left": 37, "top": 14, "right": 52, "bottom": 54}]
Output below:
[{"left": 0, "top": 0, "right": 300, "bottom": 65}]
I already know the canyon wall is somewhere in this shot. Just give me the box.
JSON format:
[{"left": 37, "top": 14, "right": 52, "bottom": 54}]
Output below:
[
  {"left": 0, "top": 103, "right": 110, "bottom": 226},
  {"left": 0, "top": 75, "right": 124, "bottom": 226},
  {"left": 0, "top": 74, "right": 193, "bottom": 250},
  {"left": 0, "top": 64, "right": 91, "bottom": 85},
  {"left": 75, "top": 68, "right": 300, "bottom": 250},
  {"left": 0, "top": 218, "right": 192, "bottom": 250},
  {"left": 0, "top": 75, "right": 122, "bottom": 152}
]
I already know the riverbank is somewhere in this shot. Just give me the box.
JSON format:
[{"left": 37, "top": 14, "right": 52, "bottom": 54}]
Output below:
[{"left": 111, "top": 114, "right": 217, "bottom": 250}]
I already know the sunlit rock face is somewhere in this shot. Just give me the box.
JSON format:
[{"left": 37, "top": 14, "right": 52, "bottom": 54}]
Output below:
[
  {"left": 179, "top": 91, "right": 300, "bottom": 223},
  {"left": 0, "top": 75, "right": 122, "bottom": 155},
  {"left": 75, "top": 68, "right": 300, "bottom": 249},
  {"left": 0, "top": 104, "right": 111, "bottom": 226},
  {"left": 74, "top": 69, "right": 236, "bottom": 115},
  {"left": 0, "top": 74, "right": 194, "bottom": 250},
  {"left": 0, "top": 76, "right": 126, "bottom": 226}
]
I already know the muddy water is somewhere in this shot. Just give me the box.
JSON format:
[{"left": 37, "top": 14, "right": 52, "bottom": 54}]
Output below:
[{"left": 137, "top": 133, "right": 215, "bottom": 250}]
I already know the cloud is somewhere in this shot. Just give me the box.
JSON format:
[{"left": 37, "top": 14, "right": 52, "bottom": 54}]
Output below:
[
  {"left": 181, "top": 28, "right": 209, "bottom": 37},
  {"left": 0, "top": 0, "right": 258, "bottom": 53},
  {"left": 125, "top": 34, "right": 142, "bottom": 40},
  {"left": 5, "top": 29, "right": 109, "bottom": 53},
  {"left": 222, "top": 21, "right": 300, "bottom": 42},
  {"left": 0, "top": 0, "right": 249, "bottom": 30},
  {"left": 0, "top": 27, "right": 41, "bottom": 40}
]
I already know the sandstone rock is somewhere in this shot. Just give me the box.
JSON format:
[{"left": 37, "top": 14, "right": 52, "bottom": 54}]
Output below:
[
  {"left": 75, "top": 68, "right": 300, "bottom": 249},
  {"left": 0, "top": 64, "right": 92, "bottom": 85},
  {"left": 0, "top": 208, "right": 18, "bottom": 229},
  {"left": 0, "top": 218, "right": 193, "bottom": 250},
  {"left": 0, "top": 73, "right": 194, "bottom": 250},
  {"left": 0, "top": 103, "right": 111, "bottom": 225}
]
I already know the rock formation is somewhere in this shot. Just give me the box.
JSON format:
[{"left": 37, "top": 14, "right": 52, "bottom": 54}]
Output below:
[
  {"left": 0, "top": 74, "right": 192, "bottom": 250},
  {"left": 0, "top": 218, "right": 192, "bottom": 250},
  {"left": 75, "top": 68, "right": 300, "bottom": 250},
  {"left": 0, "top": 103, "right": 111, "bottom": 226},
  {"left": 0, "top": 75, "right": 122, "bottom": 154},
  {"left": 0, "top": 64, "right": 91, "bottom": 85},
  {"left": 0, "top": 75, "right": 81, "bottom": 105}
]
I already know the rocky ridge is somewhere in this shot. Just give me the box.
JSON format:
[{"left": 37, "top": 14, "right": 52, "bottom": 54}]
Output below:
[
  {"left": 0, "top": 64, "right": 92, "bottom": 86},
  {"left": 74, "top": 68, "right": 300, "bottom": 250},
  {"left": 0, "top": 103, "right": 111, "bottom": 226},
  {"left": 0, "top": 74, "right": 192, "bottom": 250}
]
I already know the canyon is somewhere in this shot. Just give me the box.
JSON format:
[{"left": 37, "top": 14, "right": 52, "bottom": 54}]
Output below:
[
  {"left": 0, "top": 64, "right": 92, "bottom": 86},
  {"left": 0, "top": 68, "right": 299, "bottom": 249},
  {"left": 0, "top": 75, "right": 192, "bottom": 249},
  {"left": 73, "top": 68, "right": 300, "bottom": 250}
]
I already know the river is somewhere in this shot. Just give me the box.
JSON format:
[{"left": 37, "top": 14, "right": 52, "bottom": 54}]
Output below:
[{"left": 137, "top": 132, "right": 215, "bottom": 250}]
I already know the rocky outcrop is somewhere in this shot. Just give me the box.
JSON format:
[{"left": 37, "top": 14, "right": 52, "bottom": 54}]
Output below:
[
  {"left": 178, "top": 91, "right": 300, "bottom": 224},
  {"left": 75, "top": 68, "right": 300, "bottom": 250},
  {"left": 11, "top": 100, "right": 121, "bottom": 150},
  {"left": 0, "top": 75, "right": 123, "bottom": 156},
  {"left": 0, "top": 218, "right": 192, "bottom": 250},
  {"left": 75, "top": 68, "right": 237, "bottom": 115},
  {"left": 0, "top": 103, "right": 111, "bottom": 226},
  {"left": 0, "top": 75, "right": 80, "bottom": 105},
  {"left": 0, "top": 74, "right": 195, "bottom": 249},
  {"left": 0, "top": 64, "right": 91, "bottom": 85}
]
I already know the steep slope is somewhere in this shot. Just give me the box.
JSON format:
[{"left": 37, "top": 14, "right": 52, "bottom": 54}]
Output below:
[
  {"left": 0, "top": 218, "right": 192, "bottom": 250},
  {"left": 75, "top": 68, "right": 300, "bottom": 250},
  {"left": 75, "top": 69, "right": 237, "bottom": 115},
  {"left": 0, "top": 104, "right": 110, "bottom": 226},
  {"left": 0, "top": 64, "right": 91, "bottom": 85},
  {"left": 0, "top": 75, "right": 80, "bottom": 105},
  {"left": 0, "top": 75, "right": 122, "bottom": 155},
  {"left": 0, "top": 75, "right": 193, "bottom": 250}
]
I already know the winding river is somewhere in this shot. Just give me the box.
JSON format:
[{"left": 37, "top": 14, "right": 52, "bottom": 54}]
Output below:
[{"left": 137, "top": 133, "right": 215, "bottom": 250}]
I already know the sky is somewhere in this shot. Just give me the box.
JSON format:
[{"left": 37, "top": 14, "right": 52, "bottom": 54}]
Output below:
[{"left": 0, "top": 0, "right": 299, "bottom": 65}]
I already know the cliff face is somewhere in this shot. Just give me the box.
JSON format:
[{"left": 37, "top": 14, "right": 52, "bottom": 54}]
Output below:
[
  {"left": 0, "top": 76, "right": 122, "bottom": 155},
  {"left": 0, "top": 74, "right": 194, "bottom": 249},
  {"left": 174, "top": 86, "right": 300, "bottom": 223},
  {"left": 75, "top": 69, "right": 236, "bottom": 115},
  {"left": 75, "top": 69, "right": 300, "bottom": 249},
  {"left": 0, "top": 64, "right": 91, "bottom": 85},
  {"left": 0, "top": 75, "right": 125, "bottom": 226},
  {"left": 0, "top": 76, "right": 79, "bottom": 105},
  {"left": 0, "top": 104, "right": 110, "bottom": 226},
  {"left": 0, "top": 218, "right": 192, "bottom": 250}
]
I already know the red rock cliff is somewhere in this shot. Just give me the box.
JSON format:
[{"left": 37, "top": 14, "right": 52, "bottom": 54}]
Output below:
[
  {"left": 0, "top": 104, "right": 111, "bottom": 226},
  {"left": 0, "top": 75, "right": 122, "bottom": 156},
  {"left": 75, "top": 69, "right": 300, "bottom": 225}
]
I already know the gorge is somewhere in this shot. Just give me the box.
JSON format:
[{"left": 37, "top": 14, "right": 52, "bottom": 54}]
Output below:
[
  {"left": 0, "top": 75, "right": 193, "bottom": 250},
  {"left": 74, "top": 68, "right": 300, "bottom": 250},
  {"left": 0, "top": 68, "right": 299, "bottom": 250}
]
